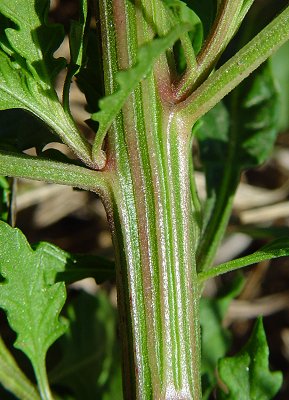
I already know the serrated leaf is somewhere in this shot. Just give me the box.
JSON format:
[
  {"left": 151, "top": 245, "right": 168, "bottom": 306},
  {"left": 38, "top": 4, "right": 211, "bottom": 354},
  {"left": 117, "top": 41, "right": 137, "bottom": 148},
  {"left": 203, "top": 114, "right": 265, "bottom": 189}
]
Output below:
[
  {"left": 218, "top": 319, "right": 282, "bottom": 400},
  {"left": 0, "top": 0, "right": 65, "bottom": 85},
  {"left": 49, "top": 290, "right": 121, "bottom": 400},
  {"left": 91, "top": 24, "right": 191, "bottom": 165},
  {"left": 0, "top": 221, "right": 67, "bottom": 390},
  {"left": 201, "top": 275, "right": 244, "bottom": 399}
]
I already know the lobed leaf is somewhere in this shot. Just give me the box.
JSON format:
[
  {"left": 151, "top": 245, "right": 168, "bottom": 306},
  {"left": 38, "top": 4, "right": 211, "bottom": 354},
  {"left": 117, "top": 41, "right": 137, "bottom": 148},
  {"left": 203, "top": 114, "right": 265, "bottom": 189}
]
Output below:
[
  {"left": 0, "top": 0, "right": 65, "bottom": 86},
  {"left": 91, "top": 24, "right": 191, "bottom": 166},
  {"left": 0, "top": 222, "right": 68, "bottom": 380},
  {"left": 218, "top": 319, "right": 282, "bottom": 400}
]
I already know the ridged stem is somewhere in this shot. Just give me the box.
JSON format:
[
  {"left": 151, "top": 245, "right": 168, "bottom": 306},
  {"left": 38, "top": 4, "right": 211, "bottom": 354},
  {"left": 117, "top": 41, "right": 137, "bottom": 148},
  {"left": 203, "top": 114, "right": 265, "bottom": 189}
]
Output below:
[{"left": 99, "top": 1, "right": 201, "bottom": 398}]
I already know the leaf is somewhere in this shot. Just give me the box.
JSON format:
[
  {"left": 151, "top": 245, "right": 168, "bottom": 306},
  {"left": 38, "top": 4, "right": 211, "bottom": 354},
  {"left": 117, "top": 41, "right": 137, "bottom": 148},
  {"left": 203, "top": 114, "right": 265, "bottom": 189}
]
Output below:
[
  {"left": 0, "top": 50, "right": 92, "bottom": 167},
  {"left": 91, "top": 23, "right": 191, "bottom": 166},
  {"left": 199, "top": 237, "right": 289, "bottom": 282},
  {"left": 33, "top": 241, "right": 115, "bottom": 285},
  {"left": 201, "top": 275, "right": 244, "bottom": 399},
  {"left": 49, "top": 290, "right": 121, "bottom": 400},
  {"left": 0, "top": 221, "right": 68, "bottom": 390},
  {"left": 0, "top": 0, "right": 65, "bottom": 85},
  {"left": 218, "top": 319, "right": 282, "bottom": 400},
  {"left": 0, "top": 336, "right": 40, "bottom": 400}
]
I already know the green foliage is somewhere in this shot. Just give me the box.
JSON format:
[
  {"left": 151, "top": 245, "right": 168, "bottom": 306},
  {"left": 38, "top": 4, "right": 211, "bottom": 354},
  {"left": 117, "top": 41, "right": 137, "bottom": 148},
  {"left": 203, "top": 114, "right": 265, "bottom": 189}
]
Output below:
[
  {"left": 0, "top": 222, "right": 67, "bottom": 388},
  {"left": 0, "top": 0, "right": 92, "bottom": 167},
  {"left": 218, "top": 319, "right": 282, "bottom": 400},
  {"left": 201, "top": 275, "right": 244, "bottom": 399},
  {"left": 49, "top": 291, "right": 122, "bottom": 400},
  {"left": 0, "top": 0, "right": 65, "bottom": 85}
]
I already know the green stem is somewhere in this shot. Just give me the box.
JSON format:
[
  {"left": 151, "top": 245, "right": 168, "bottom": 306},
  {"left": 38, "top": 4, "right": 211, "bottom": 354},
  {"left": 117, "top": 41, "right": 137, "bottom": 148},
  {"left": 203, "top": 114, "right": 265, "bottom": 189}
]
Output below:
[
  {"left": 176, "top": 0, "right": 245, "bottom": 98},
  {"left": 99, "top": 1, "right": 201, "bottom": 398},
  {"left": 198, "top": 243, "right": 289, "bottom": 283},
  {"left": 178, "top": 5, "right": 289, "bottom": 125},
  {"left": 34, "top": 360, "right": 53, "bottom": 400},
  {"left": 0, "top": 151, "right": 109, "bottom": 194}
]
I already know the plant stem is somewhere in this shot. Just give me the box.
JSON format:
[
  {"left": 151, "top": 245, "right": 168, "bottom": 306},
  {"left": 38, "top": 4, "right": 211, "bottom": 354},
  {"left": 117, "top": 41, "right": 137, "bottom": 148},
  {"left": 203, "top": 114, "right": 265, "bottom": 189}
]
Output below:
[
  {"left": 0, "top": 151, "right": 109, "bottom": 194},
  {"left": 176, "top": 0, "right": 244, "bottom": 98},
  {"left": 178, "top": 5, "right": 289, "bottom": 125},
  {"left": 99, "top": 1, "right": 201, "bottom": 397},
  {"left": 34, "top": 360, "right": 53, "bottom": 400}
]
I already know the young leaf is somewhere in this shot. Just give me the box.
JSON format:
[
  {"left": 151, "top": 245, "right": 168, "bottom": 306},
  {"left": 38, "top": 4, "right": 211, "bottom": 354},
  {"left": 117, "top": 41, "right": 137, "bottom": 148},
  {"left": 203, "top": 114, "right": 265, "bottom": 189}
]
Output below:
[
  {"left": 91, "top": 24, "right": 191, "bottom": 166},
  {"left": 201, "top": 275, "right": 244, "bottom": 399},
  {"left": 0, "top": 0, "right": 65, "bottom": 85},
  {"left": 218, "top": 319, "right": 282, "bottom": 400},
  {"left": 199, "top": 237, "right": 289, "bottom": 282},
  {"left": 0, "top": 221, "right": 68, "bottom": 398},
  {"left": 49, "top": 290, "right": 121, "bottom": 400},
  {"left": 0, "top": 336, "right": 40, "bottom": 400}
]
